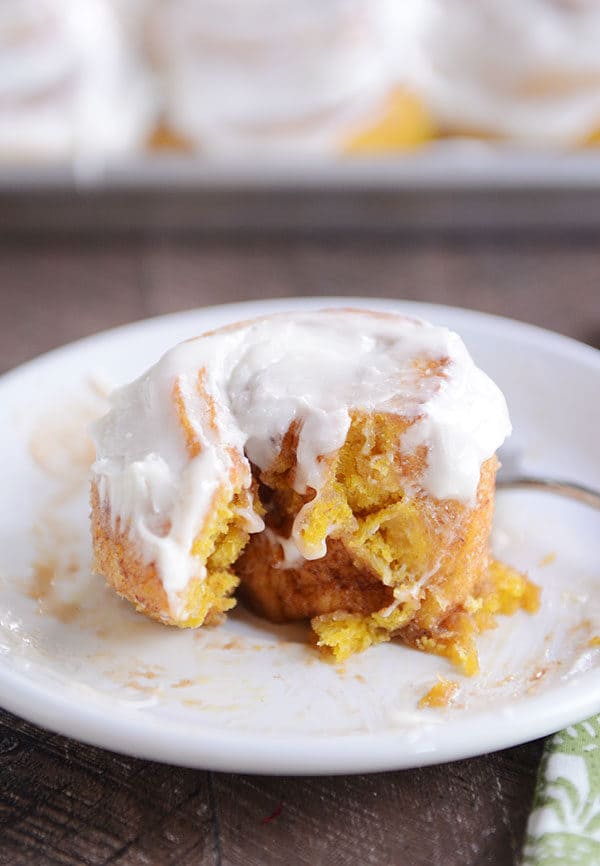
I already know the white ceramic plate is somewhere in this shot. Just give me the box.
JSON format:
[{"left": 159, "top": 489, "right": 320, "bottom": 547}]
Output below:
[{"left": 1, "top": 298, "right": 599, "bottom": 775}]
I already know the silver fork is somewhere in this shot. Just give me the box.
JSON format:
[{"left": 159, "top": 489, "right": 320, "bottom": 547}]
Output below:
[{"left": 496, "top": 448, "right": 600, "bottom": 510}]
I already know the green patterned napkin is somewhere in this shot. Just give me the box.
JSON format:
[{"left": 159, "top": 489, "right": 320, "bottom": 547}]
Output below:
[{"left": 522, "top": 718, "right": 600, "bottom": 865}]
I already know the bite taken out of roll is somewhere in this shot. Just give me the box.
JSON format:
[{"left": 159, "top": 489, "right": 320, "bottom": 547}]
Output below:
[{"left": 91, "top": 309, "right": 538, "bottom": 674}]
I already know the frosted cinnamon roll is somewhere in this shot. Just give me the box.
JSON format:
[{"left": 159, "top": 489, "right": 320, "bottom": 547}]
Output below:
[
  {"left": 91, "top": 310, "right": 538, "bottom": 673},
  {"left": 0, "top": 0, "right": 155, "bottom": 161},
  {"left": 396, "top": 0, "right": 600, "bottom": 145},
  {"left": 146, "top": 0, "right": 432, "bottom": 154}
]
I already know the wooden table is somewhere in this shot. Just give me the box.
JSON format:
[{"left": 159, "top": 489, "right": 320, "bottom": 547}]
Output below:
[{"left": 1, "top": 231, "right": 598, "bottom": 866}]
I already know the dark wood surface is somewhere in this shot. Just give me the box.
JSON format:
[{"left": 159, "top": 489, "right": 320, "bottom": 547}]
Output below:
[{"left": 0, "top": 232, "right": 598, "bottom": 866}]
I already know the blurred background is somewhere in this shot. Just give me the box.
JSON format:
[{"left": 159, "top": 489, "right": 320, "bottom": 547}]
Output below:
[
  {"left": 5, "top": 0, "right": 600, "bottom": 161},
  {"left": 0, "top": 0, "right": 599, "bottom": 367}
]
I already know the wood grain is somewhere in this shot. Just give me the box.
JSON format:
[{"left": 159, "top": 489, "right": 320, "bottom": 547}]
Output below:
[
  {"left": 0, "top": 710, "right": 543, "bottom": 866},
  {"left": 1, "top": 234, "right": 598, "bottom": 376},
  {"left": 0, "top": 231, "right": 597, "bottom": 865},
  {"left": 0, "top": 713, "right": 217, "bottom": 866},
  {"left": 213, "top": 739, "right": 545, "bottom": 866}
]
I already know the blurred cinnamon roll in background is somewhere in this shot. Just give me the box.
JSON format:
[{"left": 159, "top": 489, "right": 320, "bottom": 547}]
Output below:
[
  {"left": 147, "top": 0, "right": 429, "bottom": 154},
  {"left": 0, "top": 0, "right": 155, "bottom": 162},
  {"left": 3, "top": 0, "right": 600, "bottom": 162},
  {"left": 398, "top": 0, "right": 600, "bottom": 146}
]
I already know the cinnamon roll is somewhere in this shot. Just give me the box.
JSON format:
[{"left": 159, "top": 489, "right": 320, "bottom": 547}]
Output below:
[{"left": 91, "top": 309, "right": 538, "bottom": 673}]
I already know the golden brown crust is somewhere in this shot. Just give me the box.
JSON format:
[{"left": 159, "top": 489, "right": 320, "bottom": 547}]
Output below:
[
  {"left": 91, "top": 481, "right": 243, "bottom": 627},
  {"left": 91, "top": 482, "right": 173, "bottom": 624}
]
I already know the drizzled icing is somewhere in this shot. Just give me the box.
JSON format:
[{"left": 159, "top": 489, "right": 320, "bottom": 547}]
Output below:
[{"left": 92, "top": 310, "right": 511, "bottom": 613}]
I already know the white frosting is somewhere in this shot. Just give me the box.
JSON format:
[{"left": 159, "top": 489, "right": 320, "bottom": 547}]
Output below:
[
  {"left": 0, "top": 0, "right": 156, "bottom": 161},
  {"left": 391, "top": 0, "right": 600, "bottom": 144},
  {"left": 148, "top": 0, "right": 397, "bottom": 153},
  {"left": 92, "top": 310, "right": 511, "bottom": 615},
  {"left": 5, "top": 0, "right": 600, "bottom": 159},
  {"left": 263, "top": 529, "right": 306, "bottom": 570}
]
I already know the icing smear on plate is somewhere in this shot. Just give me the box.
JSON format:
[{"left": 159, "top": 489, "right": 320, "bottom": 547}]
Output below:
[{"left": 91, "top": 309, "right": 511, "bottom": 612}]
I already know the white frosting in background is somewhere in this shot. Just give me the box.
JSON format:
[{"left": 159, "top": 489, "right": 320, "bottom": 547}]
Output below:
[
  {"left": 0, "top": 0, "right": 156, "bottom": 161},
  {"left": 4, "top": 0, "right": 600, "bottom": 159},
  {"left": 393, "top": 0, "right": 600, "bottom": 144},
  {"left": 148, "top": 0, "right": 397, "bottom": 153},
  {"left": 148, "top": 0, "right": 600, "bottom": 150},
  {"left": 92, "top": 310, "right": 511, "bottom": 615}
]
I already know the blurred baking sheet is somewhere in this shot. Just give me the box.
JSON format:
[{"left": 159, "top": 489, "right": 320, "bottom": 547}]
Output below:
[{"left": 3, "top": 143, "right": 600, "bottom": 233}]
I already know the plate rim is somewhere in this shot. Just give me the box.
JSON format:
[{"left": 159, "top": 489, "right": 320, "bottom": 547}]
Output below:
[{"left": 1, "top": 660, "right": 599, "bottom": 775}]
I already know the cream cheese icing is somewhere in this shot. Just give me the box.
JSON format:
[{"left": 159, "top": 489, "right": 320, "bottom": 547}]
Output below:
[
  {"left": 91, "top": 310, "right": 511, "bottom": 613},
  {"left": 0, "top": 0, "right": 156, "bottom": 161}
]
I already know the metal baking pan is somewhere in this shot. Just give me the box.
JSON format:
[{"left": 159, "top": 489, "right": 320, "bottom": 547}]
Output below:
[{"left": 2, "top": 143, "right": 600, "bottom": 233}]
